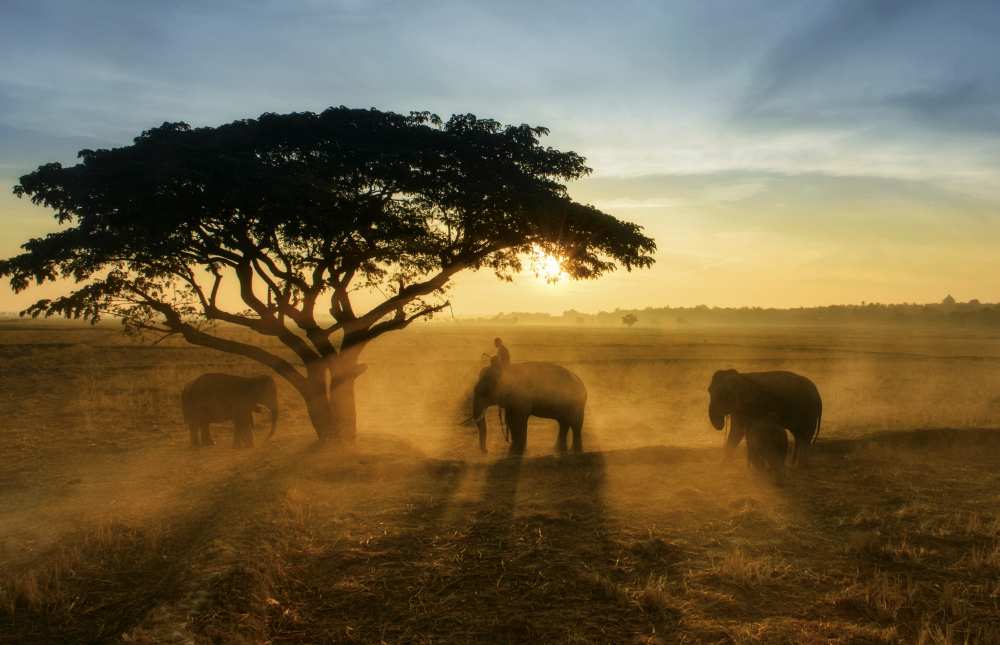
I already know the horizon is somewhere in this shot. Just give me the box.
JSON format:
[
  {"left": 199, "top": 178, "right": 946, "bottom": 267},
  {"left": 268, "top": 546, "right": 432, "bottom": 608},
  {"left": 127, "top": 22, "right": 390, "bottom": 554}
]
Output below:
[{"left": 2, "top": 294, "right": 991, "bottom": 323}]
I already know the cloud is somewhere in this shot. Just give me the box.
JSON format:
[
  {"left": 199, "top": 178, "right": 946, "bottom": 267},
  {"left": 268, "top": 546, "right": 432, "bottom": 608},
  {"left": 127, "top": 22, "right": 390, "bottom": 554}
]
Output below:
[
  {"left": 0, "top": 123, "right": 106, "bottom": 182},
  {"left": 3, "top": 1, "right": 1000, "bottom": 206},
  {"left": 574, "top": 169, "right": 1000, "bottom": 242},
  {"left": 888, "top": 81, "right": 1000, "bottom": 134},
  {"left": 737, "top": 77, "right": 1000, "bottom": 141},
  {"left": 733, "top": 0, "right": 1000, "bottom": 148},
  {"left": 743, "top": 0, "right": 927, "bottom": 112}
]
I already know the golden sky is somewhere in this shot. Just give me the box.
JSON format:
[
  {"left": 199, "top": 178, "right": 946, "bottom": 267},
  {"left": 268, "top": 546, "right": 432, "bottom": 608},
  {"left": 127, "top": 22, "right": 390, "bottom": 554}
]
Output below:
[{"left": 4, "top": 169, "right": 998, "bottom": 315}]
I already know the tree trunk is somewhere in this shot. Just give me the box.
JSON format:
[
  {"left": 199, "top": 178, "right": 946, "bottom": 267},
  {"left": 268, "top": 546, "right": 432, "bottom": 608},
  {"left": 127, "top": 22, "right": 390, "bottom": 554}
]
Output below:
[
  {"left": 296, "top": 351, "right": 368, "bottom": 443},
  {"left": 328, "top": 348, "right": 367, "bottom": 443},
  {"left": 330, "top": 376, "right": 358, "bottom": 442},
  {"left": 303, "top": 377, "right": 337, "bottom": 442}
]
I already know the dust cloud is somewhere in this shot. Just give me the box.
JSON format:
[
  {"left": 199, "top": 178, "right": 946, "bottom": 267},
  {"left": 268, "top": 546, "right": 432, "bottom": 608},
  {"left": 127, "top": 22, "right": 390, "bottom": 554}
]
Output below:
[
  {"left": 358, "top": 324, "right": 1000, "bottom": 455},
  {"left": 4, "top": 321, "right": 999, "bottom": 556}
]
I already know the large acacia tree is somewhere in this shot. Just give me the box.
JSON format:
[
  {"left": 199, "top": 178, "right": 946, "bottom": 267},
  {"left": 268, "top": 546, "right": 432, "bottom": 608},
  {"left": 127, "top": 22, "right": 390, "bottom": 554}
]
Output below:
[{"left": 1, "top": 107, "right": 655, "bottom": 442}]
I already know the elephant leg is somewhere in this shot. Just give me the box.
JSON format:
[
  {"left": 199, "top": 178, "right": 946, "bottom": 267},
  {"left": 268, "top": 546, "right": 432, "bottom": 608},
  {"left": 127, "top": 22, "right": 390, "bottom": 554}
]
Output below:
[
  {"left": 746, "top": 428, "right": 768, "bottom": 471},
  {"left": 793, "top": 432, "right": 810, "bottom": 468},
  {"left": 508, "top": 414, "right": 528, "bottom": 456},
  {"left": 556, "top": 421, "right": 569, "bottom": 454},
  {"left": 232, "top": 416, "right": 253, "bottom": 448},
  {"left": 755, "top": 443, "right": 767, "bottom": 470},
  {"left": 242, "top": 412, "right": 255, "bottom": 448},
  {"left": 189, "top": 423, "right": 200, "bottom": 448},
  {"left": 200, "top": 424, "right": 214, "bottom": 446},
  {"left": 725, "top": 415, "right": 745, "bottom": 461},
  {"left": 781, "top": 424, "right": 800, "bottom": 467},
  {"left": 516, "top": 424, "right": 528, "bottom": 455},
  {"left": 571, "top": 410, "right": 584, "bottom": 453},
  {"left": 771, "top": 455, "right": 786, "bottom": 485},
  {"left": 745, "top": 435, "right": 758, "bottom": 469},
  {"left": 772, "top": 439, "right": 787, "bottom": 484}
]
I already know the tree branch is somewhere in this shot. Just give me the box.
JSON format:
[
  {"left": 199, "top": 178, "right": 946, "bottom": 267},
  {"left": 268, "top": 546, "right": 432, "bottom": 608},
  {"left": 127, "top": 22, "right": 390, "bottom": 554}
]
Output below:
[
  {"left": 347, "top": 300, "right": 450, "bottom": 346},
  {"left": 350, "top": 263, "right": 464, "bottom": 332},
  {"left": 233, "top": 259, "right": 320, "bottom": 363},
  {"left": 118, "top": 284, "right": 311, "bottom": 392}
]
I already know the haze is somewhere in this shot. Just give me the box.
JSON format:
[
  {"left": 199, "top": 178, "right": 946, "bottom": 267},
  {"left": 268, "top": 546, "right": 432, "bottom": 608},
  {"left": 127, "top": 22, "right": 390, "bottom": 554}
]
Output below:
[{"left": 3, "top": 0, "right": 1000, "bottom": 313}]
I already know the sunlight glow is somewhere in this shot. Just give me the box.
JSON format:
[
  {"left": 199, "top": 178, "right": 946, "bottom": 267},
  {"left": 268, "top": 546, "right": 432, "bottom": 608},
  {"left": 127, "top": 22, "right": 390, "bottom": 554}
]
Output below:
[{"left": 530, "top": 246, "right": 566, "bottom": 284}]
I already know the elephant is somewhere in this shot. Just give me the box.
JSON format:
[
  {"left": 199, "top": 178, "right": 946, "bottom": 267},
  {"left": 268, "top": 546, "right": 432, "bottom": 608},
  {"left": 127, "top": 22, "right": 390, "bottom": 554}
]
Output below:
[
  {"left": 468, "top": 362, "right": 586, "bottom": 455},
  {"left": 745, "top": 414, "right": 789, "bottom": 485},
  {"left": 708, "top": 369, "right": 822, "bottom": 465},
  {"left": 181, "top": 373, "right": 278, "bottom": 448}
]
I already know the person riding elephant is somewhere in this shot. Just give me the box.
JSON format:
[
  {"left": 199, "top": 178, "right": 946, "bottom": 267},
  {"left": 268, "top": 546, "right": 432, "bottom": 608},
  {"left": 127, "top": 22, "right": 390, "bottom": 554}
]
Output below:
[
  {"left": 493, "top": 337, "right": 511, "bottom": 369},
  {"left": 708, "top": 369, "right": 822, "bottom": 465},
  {"left": 466, "top": 361, "right": 586, "bottom": 456},
  {"left": 482, "top": 337, "right": 511, "bottom": 370},
  {"left": 181, "top": 373, "right": 278, "bottom": 448}
]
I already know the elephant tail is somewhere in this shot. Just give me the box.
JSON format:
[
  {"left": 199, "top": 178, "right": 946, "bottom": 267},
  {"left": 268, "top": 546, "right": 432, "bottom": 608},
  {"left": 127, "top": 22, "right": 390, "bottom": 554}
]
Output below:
[
  {"left": 267, "top": 409, "right": 278, "bottom": 440},
  {"left": 812, "top": 400, "right": 822, "bottom": 445}
]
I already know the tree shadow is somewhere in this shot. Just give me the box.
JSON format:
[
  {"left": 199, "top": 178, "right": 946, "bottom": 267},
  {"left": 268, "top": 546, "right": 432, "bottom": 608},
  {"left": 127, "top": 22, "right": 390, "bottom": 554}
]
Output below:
[
  {"left": 763, "top": 430, "right": 1000, "bottom": 642},
  {"left": 271, "top": 448, "right": 679, "bottom": 643},
  {"left": 0, "top": 440, "right": 322, "bottom": 644}
]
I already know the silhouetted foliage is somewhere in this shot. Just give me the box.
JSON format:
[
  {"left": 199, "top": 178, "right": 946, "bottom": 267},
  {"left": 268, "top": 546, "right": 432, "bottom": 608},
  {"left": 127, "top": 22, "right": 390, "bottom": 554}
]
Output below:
[
  {"left": 0, "top": 107, "right": 656, "bottom": 442},
  {"left": 622, "top": 313, "right": 638, "bottom": 327}
]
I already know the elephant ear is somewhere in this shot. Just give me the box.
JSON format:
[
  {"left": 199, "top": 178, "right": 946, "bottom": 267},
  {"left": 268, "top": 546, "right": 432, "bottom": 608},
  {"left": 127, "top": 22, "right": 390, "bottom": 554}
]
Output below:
[
  {"left": 734, "top": 377, "right": 756, "bottom": 409},
  {"left": 709, "top": 371, "right": 752, "bottom": 412},
  {"left": 733, "top": 375, "right": 774, "bottom": 414},
  {"left": 254, "top": 375, "right": 274, "bottom": 394},
  {"left": 709, "top": 368, "right": 739, "bottom": 392},
  {"left": 478, "top": 364, "right": 502, "bottom": 394}
]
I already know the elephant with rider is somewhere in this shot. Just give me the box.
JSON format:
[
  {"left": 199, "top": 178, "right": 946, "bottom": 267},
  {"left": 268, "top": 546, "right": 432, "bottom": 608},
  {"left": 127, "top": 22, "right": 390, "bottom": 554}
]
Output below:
[
  {"left": 708, "top": 369, "right": 822, "bottom": 465},
  {"left": 182, "top": 373, "right": 278, "bottom": 448},
  {"left": 468, "top": 361, "right": 587, "bottom": 456}
]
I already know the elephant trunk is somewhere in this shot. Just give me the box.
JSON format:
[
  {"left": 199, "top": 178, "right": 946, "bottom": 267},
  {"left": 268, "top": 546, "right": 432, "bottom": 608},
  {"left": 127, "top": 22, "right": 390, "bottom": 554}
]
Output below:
[
  {"left": 473, "top": 395, "right": 488, "bottom": 453},
  {"left": 709, "top": 400, "right": 726, "bottom": 430}
]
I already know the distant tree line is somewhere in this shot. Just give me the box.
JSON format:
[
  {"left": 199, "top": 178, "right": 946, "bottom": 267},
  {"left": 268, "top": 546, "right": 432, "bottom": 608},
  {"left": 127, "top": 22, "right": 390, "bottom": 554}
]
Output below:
[{"left": 468, "top": 297, "right": 1000, "bottom": 328}]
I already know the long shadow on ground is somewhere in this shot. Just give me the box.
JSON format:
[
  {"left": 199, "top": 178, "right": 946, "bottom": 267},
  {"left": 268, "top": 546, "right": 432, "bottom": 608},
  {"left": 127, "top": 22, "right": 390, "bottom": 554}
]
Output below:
[
  {"left": 0, "top": 442, "right": 319, "bottom": 645},
  {"left": 5, "top": 429, "right": 999, "bottom": 643},
  {"left": 266, "top": 451, "right": 677, "bottom": 643},
  {"left": 774, "top": 428, "right": 1000, "bottom": 643}
]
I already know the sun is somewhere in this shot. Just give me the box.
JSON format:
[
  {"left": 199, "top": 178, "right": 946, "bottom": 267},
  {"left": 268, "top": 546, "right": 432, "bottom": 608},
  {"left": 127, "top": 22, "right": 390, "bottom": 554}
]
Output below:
[{"left": 530, "top": 246, "right": 566, "bottom": 283}]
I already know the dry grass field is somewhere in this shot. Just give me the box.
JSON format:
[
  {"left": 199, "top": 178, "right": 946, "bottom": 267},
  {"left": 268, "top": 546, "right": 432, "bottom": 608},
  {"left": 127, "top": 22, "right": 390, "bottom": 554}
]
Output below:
[{"left": 1, "top": 320, "right": 999, "bottom": 643}]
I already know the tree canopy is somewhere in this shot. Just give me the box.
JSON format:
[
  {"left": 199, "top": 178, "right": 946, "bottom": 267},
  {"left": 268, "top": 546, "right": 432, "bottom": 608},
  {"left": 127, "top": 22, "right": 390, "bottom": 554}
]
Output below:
[{"left": 1, "top": 107, "right": 656, "bottom": 441}]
